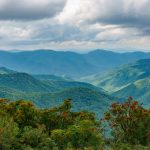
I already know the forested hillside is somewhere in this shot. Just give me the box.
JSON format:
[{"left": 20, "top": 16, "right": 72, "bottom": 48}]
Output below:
[
  {"left": 0, "top": 67, "right": 114, "bottom": 117},
  {"left": 81, "top": 59, "right": 150, "bottom": 105}
]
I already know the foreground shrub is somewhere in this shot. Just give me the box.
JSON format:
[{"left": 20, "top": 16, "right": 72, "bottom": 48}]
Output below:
[
  {"left": 20, "top": 126, "right": 56, "bottom": 150},
  {"left": 0, "top": 115, "right": 19, "bottom": 149},
  {"left": 104, "top": 97, "right": 150, "bottom": 146},
  {"left": 110, "top": 143, "right": 150, "bottom": 150},
  {"left": 0, "top": 99, "right": 104, "bottom": 149}
]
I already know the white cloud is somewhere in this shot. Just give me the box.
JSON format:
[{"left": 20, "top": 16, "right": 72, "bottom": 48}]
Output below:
[
  {"left": 95, "top": 27, "right": 139, "bottom": 41},
  {"left": 0, "top": 21, "right": 35, "bottom": 40},
  {"left": 0, "top": 0, "right": 150, "bottom": 51},
  {"left": 57, "top": 0, "right": 150, "bottom": 27}
]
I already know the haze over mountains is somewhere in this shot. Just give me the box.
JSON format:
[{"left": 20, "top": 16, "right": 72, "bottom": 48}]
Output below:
[
  {"left": 0, "top": 49, "right": 150, "bottom": 78},
  {"left": 0, "top": 49, "right": 150, "bottom": 115},
  {"left": 82, "top": 59, "right": 150, "bottom": 106}
]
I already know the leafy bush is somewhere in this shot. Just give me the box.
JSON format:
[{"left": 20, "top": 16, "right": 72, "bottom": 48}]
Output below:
[
  {"left": 2, "top": 97, "right": 150, "bottom": 149},
  {"left": 0, "top": 98, "right": 104, "bottom": 149},
  {"left": 0, "top": 115, "right": 19, "bottom": 149},
  {"left": 104, "top": 97, "right": 150, "bottom": 147}
]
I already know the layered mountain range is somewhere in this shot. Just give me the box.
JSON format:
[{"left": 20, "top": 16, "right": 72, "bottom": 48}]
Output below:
[
  {"left": 81, "top": 59, "right": 150, "bottom": 107},
  {"left": 0, "top": 49, "right": 150, "bottom": 78},
  {"left": 0, "top": 49, "right": 150, "bottom": 114},
  {"left": 0, "top": 67, "right": 114, "bottom": 117}
]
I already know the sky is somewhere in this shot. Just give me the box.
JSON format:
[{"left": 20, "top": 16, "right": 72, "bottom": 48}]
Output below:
[{"left": 0, "top": 0, "right": 150, "bottom": 52}]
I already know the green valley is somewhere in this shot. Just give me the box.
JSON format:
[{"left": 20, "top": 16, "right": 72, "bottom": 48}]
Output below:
[
  {"left": 0, "top": 67, "right": 115, "bottom": 117},
  {"left": 81, "top": 59, "right": 150, "bottom": 106}
]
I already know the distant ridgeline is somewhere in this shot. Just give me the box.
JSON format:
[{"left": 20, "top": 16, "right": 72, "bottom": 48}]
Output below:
[
  {"left": 0, "top": 49, "right": 150, "bottom": 117},
  {"left": 0, "top": 49, "right": 150, "bottom": 78}
]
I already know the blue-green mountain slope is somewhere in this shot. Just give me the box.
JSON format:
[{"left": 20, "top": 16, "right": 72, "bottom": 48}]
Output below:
[
  {"left": 0, "top": 67, "right": 115, "bottom": 117},
  {"left": 0, "top": 49, "right": 150, "bottom": 78},
  {"left": 81, "top": 59, "right": 150, "bottom": 105}
]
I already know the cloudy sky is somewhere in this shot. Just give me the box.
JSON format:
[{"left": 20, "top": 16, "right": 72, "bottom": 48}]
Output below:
[{"left": 0, "top": 0, "right": 150, "bottom": 52}]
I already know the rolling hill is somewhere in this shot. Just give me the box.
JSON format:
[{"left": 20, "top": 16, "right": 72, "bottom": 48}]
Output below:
[
  {"left": 33, "top": 74, "right": 72, "bottom": 81},
  {"left": 0, "top": 49, "right": 150, "bottom": 78},
  {"left": 0, "top": 67, "right": 115, "bottom": 117},
  {"left": 0, "top": 72, "right": 54, "bottom": 93},
  {"left": 36, "top": 87, "right": 114, "bottom": 117},
  {"left": 113, "top": 77, "right": 150, "bottom": 106},
  {"left": 0, "top": 67, "right": 17, "bottom": 74},
  {"left": 82, "top": 59, "right": 150, "bottom": 105}
]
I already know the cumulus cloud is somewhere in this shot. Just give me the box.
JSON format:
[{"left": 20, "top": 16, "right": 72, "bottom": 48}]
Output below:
[
  {"left": 0, "top": 0, "right": 66, "bottom": 20},
  {"left": 0, "top": 0, "right": 150, "bottom": 51},
  {"left": 58, "top": 0, "right": 150, "bottom": 27}
]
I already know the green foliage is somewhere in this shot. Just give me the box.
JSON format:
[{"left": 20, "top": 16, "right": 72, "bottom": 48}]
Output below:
[
  {"left": 2, "top": 97, "right": 150, "bottom": 149},
  {"left": 51, "top": 120, "right": 104, "bottom": 150},
  {"left": 110, "top": 143, "right": 150, "bottom": 150},
  {"left": 0, "top": 98, "right": 104, "bottom": 150},
  {"left": 1, "top": 100, "right": 38, "bottom": 128},
  {"left": 104, "top": 97, "right": 150, "bottom": 147},
  {"left": 66, "top": 120, "right": 104, "bottom": 149},
  {"left": 0, "top": 114, "right": 19, "bottom": 150},
  {"left": 20, "top": 126, "right": 55, "bottom": 150},
  {"left": 51, "top": 129, "right": 67, "bottom": 150}
]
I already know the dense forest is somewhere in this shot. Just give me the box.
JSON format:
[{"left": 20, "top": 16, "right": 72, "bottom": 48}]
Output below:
[{"left": 1, "top": 97, "right": 150, "bottom": 150}]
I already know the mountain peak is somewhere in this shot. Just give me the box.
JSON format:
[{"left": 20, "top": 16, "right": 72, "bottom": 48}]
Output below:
[
  {"left": 0, "top": 67, "right": 17, "bottom": 74},
  {"left": 87, "top": 49, "right": 115, "bottom": 54}
]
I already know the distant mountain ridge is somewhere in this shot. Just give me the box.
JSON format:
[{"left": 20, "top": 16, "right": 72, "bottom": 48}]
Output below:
[
  {"left": 0, "top": 67, "right": 17, "bottom": 74},
  {"left": 0, "top": 49, "right": 150, "bottom": 77}
]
